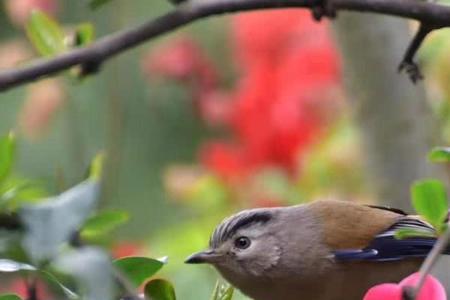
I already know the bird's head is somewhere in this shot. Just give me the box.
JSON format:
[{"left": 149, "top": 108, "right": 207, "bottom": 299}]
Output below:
[{"left": 185, "top": 208, "right": 283, "bottom": 282}]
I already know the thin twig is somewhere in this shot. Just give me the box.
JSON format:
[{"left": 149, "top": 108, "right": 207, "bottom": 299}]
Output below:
[
  {"left": 1, "top": 0, "right": 450, "bottom": 91},
  {"left": 408, "top": 228, "right": 450, "bottom": 299}
]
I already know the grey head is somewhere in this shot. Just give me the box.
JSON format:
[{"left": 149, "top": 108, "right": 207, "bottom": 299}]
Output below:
[{"left": 185, "top": 207, "right": 285, "bottom": 283}]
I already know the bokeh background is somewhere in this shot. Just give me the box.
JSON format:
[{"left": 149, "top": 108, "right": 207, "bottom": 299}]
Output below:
[{"left": 1, "top": 0, "right": 450, "bottom": 299}]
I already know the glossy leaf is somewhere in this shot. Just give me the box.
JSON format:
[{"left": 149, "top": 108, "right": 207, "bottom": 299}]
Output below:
[
  {"left": 54, "top": 247, "right": 113, "bottom": 300},
  {"left": 81, "top": 210, "right": 129, "bottom": 238},
  {"left": 25, "top": 10, "right": 66, "bottom": 57},
  {"left": 412, "top": 179, "right": 448, "bottom": 232},
  {"left": 144, "top": 279, "right": 176, "bottom": 300},
  {"left": 20, "top": 180, "right": 100, "bottom": 262},
  {"left": 394, "top": 228, "right": 436, "bottom": 240},
  {"left": 0, "top": 259, "right": 36, "bottom": 272},
  {"left": 210, "top": 281, "right": 234, "bottom": 300},
  {"left": 113, "top": 257, "right": 164, "bottom": 287},
  {"left": 0, "top": 295, "right": 22, "bottom": 300},
  {"left": 429, "top": 147, "right": 450, "bottom": 163},
  {"left": 0, "top": 133, "right": 15, "bottom": 184}
]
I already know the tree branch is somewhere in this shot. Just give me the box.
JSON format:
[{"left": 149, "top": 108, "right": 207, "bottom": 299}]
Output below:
[
  {"left": 398, "top": 23, "right": 441, "bottom": 83},
  {"left": 1, "top": 0, "right": 450, "bottom": 91}
]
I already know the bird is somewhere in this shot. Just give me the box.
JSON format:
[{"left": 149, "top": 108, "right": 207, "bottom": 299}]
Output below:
[{"left": 185, "top": 199, "right": 448, "bottom": 300}]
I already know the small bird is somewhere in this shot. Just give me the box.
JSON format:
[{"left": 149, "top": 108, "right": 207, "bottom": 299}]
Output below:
[{"left": 185, "top": 200, "right": 448, "bottom": 300}]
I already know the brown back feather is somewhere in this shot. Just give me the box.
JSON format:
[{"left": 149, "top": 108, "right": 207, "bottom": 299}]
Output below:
[{"left": 309, "top": 200, "right": 402, "bottom": 250}]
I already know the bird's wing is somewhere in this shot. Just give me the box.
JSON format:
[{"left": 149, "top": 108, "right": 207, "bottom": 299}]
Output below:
[
  {"left": 333, "top": 216, "right": 438, "bottom": 262},
  {"left": 309, "top": 200, "right": 402, "bottom": 250},
  {"left": 366, "top": 204, "right": 407, "bottom": 216}
]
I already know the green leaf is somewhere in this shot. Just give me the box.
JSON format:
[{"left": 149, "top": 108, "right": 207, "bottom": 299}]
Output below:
[
  {"left": 394, "top": 228, "right": 436, "bottom": 240},
  {"left": 25, "top": 10, "right": 66, "bottom": 57},
  {"left": 113, "top": 257, "right": 164, "bottom": 287},
  {"left": 0, "top": 133, "right": 15, "bottom": 184},
  {"left": 411, "top": 179, "right": 448, "bottom": 232},
  {"left": 0, "top": 177, "right": 48, "bottom": 211},
  {"left": 54, "top": 247, "right": 113, "bottom": 300},
  {"left": 20, "top": 180, "right": 100, "bottom": 262},
  {"left": 40, "top": 270, "right": 79, "bottom": 299},
  {"left": 89, "top": 0, "right": 114, "bottom": 9},
  {"left": 81, "top": 210, "right": 129, "bottom": 238},
  {"left": 210, "top": 281, "right": 234, "bottom": 300},
  {"left": 74, "top": 23, "right": 95, "bottom": 47},
  {"left": 0, "top": 294, "right": 22, "bottom": 300},
  {"left": 429, "top": 147, "right": 450, "bottom": 163},
  {"left": 144, "top": 279, "right": 176, "bottom": 300}
]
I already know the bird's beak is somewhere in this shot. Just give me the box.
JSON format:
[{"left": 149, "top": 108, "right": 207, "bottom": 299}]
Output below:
[{"left": 185, "top": 249, "right": 221, "bottom": 264}]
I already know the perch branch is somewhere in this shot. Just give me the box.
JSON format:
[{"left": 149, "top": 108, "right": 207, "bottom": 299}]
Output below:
[
  {"left": 402, "top": 228, "right": 450, "bottom": 300},
  {"left": 1, "top": 0, "right": 450, "bottom": 91}
]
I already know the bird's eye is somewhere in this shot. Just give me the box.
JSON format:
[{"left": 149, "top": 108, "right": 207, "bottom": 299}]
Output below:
[{"left": 234, "top": 236, "right": 251, "bottom": 249}]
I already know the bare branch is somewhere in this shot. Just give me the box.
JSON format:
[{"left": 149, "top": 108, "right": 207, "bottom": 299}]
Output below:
[
  {"left": 1, "top": 0, "right": 450, "bottom": 91},
  {"left": 398, "top": 23, "right": 441, "bottom": 83}
]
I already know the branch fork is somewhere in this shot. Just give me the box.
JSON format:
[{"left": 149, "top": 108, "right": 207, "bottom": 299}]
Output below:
[{"left": 1, "top": 0, "right": 450, "bottom": 91}]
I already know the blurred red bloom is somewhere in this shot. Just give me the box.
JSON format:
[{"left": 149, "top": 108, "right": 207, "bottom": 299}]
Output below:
[
  {"left": 143, "top": 37, "right": 217, "bottom": 90},
  {"left": 143, "top": 37, "right": 230, "bottom": 126},
  {"left": 196, "top": 90, "right": 233, "bottom": 127},
  {"left": 209, "top": 10, "right": 341, "bottom": 177},
  {"left": 5, "top": 0, "right": 58, "bottom": 26},
  {"left": 111, "top": 242, "right": 143, "bottom": 258},
  {"left": 200, "top": 142, "right": 248, "bottom": 181},
  {"left": 145, "top": 10, "right": 341, "bottom": 181},
  {"left": 363, "top": 273, "right": 446, "bottom": 300},
  {"left": 0, "top": 279, "right": 51, "bottom": 299}
]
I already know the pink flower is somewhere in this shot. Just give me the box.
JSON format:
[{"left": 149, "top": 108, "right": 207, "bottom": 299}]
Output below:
[
  {"left": 5, "top": 0, "right": 58, "bottom": 26},
  {"left": 364, "top": 273, "right": 446, "bottom": 300}
]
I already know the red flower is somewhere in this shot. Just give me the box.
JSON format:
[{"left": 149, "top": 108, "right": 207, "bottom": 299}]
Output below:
[
  {"left": 111, "top": 242, "right": 143, "bottom": 258},
  {"left": 223, "top": 10, "right": 341, "bottom": 175},
  {"left": 200, "top": 142, "right": 248, "bottom": 181},
  {"left": 146, "top": 10, "right": 341, "bottom": 181}
]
